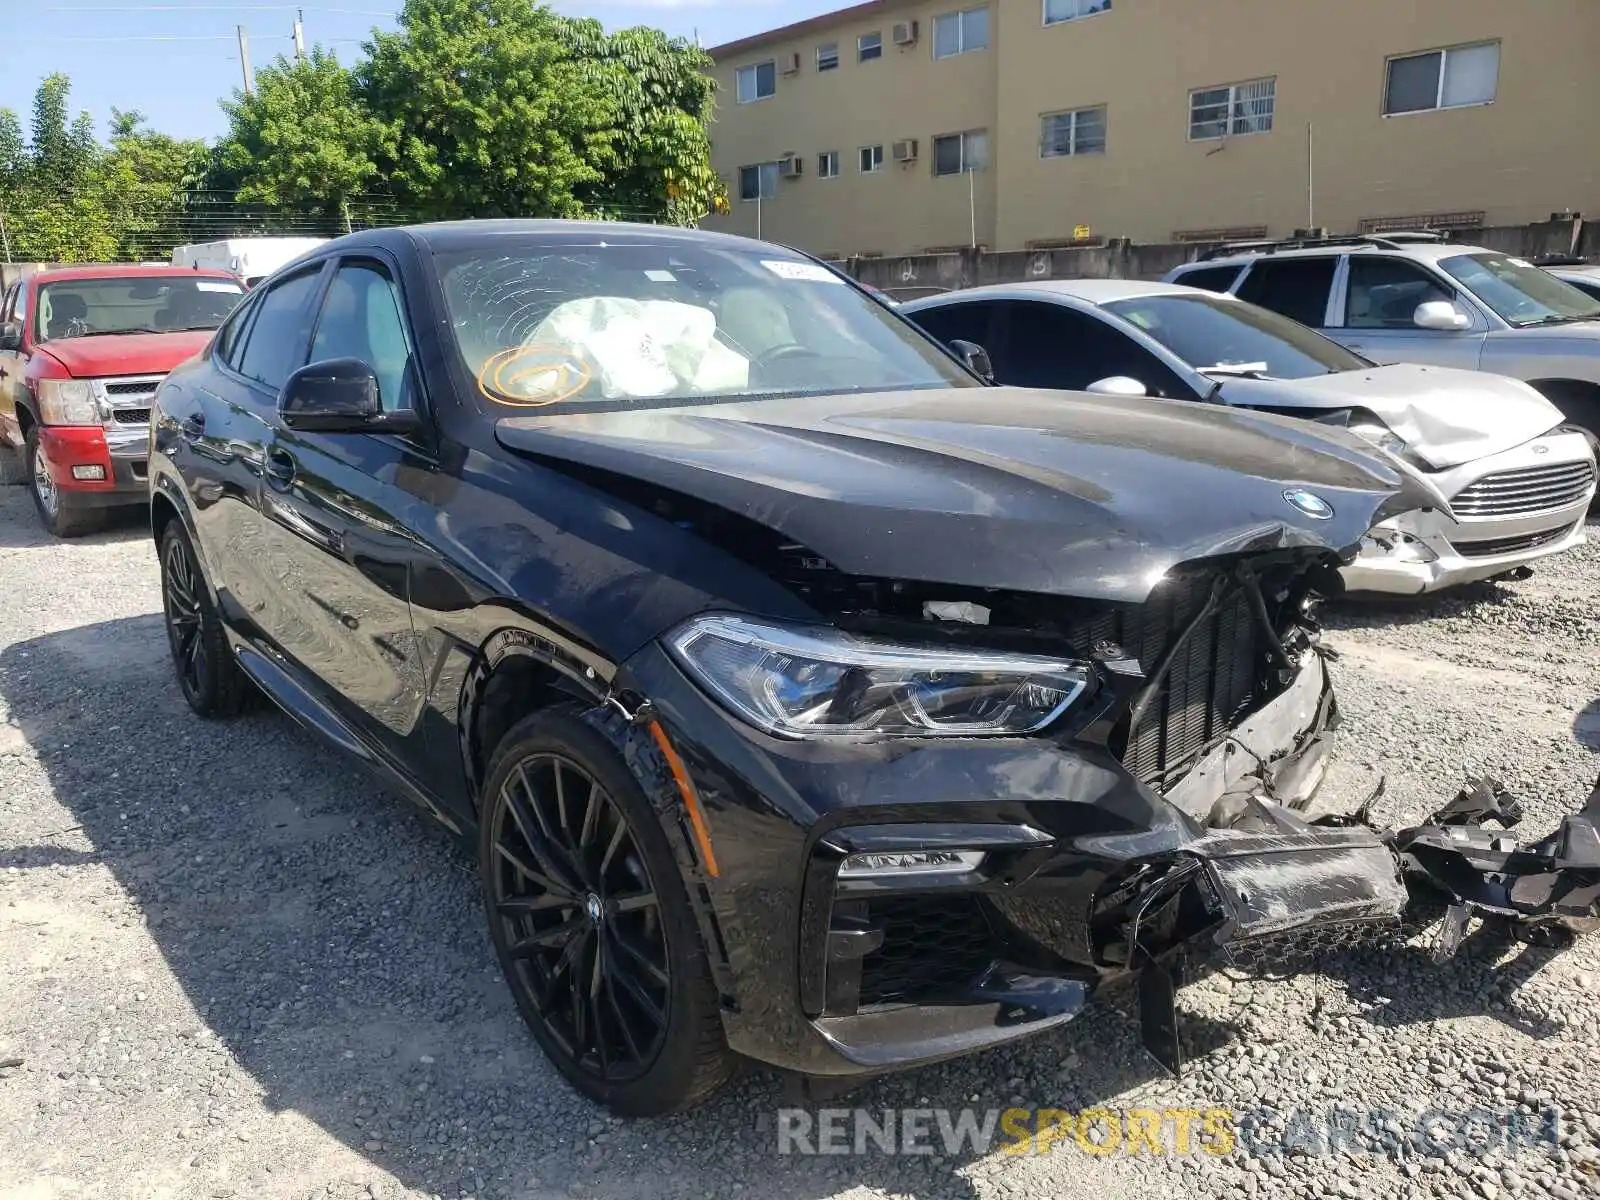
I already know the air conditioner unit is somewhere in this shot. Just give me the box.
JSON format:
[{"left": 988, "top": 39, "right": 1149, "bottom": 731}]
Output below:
[
  {"left": 781, "top": 51, "right": 802, "bottom": 74},
  {"left": 892, "top": 20, "right": 919, "bottom": 45},
  {"left": 778, "top": 154, "right": 804, "bottom": 178},
  {"left": 891, "top": 138, "right": 919, "bottom": 163}
]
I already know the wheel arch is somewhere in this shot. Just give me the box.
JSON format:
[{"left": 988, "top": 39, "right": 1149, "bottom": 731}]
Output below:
[
  {"left": 458, "top": 625, "right": 612, "bottom": 810},
  {"left": 1527, "top": 378, "right": 1600, "bottom": 431}
]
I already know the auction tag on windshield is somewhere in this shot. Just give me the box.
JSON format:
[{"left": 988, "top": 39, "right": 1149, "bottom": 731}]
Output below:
[
  {"left": 644, "top": 269, "right": 677, "bottom": 282},
  {"left": 1508, "top": 258, "right": 1534, "bottom": 269},
  {"left": 196, "top": 281, "right": 242, "bottom": 292},
  {"left": 761, "top": 259, "right": 843, "bottom": 284}
]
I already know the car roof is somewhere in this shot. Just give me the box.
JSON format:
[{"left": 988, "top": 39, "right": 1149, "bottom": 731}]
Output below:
[
  {"left": 325, "top": 219, "right": 793, "bottom": 258},
  {"left": 1185, "top": 240, "right": 1489, "bottom": 269},
  {"left": 29, "top": 263, "right": 240, "bottom": 284},
  {"left": 902, "top": 278, "right": 1206, "bottom": 309}
]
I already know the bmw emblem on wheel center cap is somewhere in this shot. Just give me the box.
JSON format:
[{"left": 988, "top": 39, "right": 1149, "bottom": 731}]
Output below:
[
  {"left": 1283, "top": 488, "right": 1334, "bottom": 520},
  {"left": 585, "top": 893, "right": 604, "bottom": 924}
]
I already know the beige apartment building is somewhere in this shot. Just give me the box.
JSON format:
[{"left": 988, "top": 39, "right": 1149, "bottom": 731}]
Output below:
[{"left": 704, "top": 0, "right": 1600, "bottom": 257}]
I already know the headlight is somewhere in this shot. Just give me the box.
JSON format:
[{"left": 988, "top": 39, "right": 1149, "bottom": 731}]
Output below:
[
  {"left": 665, "top": 614, "right": 1092, "bottom": 738},
  {"left": 1348, "top": 422, "right": 1409, "bottom": 458},
  {"left": 34, "top": 379, "right": 100, "bottom": 426}
]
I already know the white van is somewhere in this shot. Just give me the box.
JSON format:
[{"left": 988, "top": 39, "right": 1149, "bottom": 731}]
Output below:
[{"left": 170, "top": 237, "right": 328, "bottom": 289}]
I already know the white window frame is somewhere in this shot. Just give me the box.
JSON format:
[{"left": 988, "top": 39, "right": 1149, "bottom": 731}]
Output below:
[
  {"left": 1042, "top": 0, "right": 1111, "bottom": 27},
  {"left": 737, "top": 162, "right": 779, "bottom": 202},
  {"left": 931, "top": 129, "right": 988, "bottom": 176},
  {"left": 1383, "top": 41, "right": 1500, "bottom": 116},
  {"left": 1188, "top": 76, "right": 1276, "bottom": 141},
  {"left": 858, "top": 31, "right": 883, "bottom": 61},
  {"left": 859, "top": 144, "right": 885, "bottom": 174},
  {"left": 817, "top": 150, "right": 841, "bottom": 179},
  {"left": 1040, "top": 105, "right": 1107, "bottom": 157},
  {"left": 932, "top": 7, "right": 988, "bottom": 59},
  {"left": 816, "top": 42, "right": 839, "bottom": 71},
  {"left": 735, "top": 60, "right": 776, "bottom": 104}
]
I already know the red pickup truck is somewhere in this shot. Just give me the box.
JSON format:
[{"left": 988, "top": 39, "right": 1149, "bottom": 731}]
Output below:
[{"left": 0, "top": 264, "right": 245, "bottom": 536}]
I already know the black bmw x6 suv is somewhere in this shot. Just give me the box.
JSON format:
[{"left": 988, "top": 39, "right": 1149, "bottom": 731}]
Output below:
[{"left": 146, "top": 221, "right": 1514, "bottom": 1115}]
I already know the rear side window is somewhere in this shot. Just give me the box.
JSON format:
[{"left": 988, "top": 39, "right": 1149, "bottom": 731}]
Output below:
[
  {"left": 213, "top": 293, "right": 257, "bottom": 368},
  {"left": 1235, "top": 257, "right": 1338, "bottom": 327},
  {"left": 1172, "top": 265, "right": 1243, "bottom": 294},
  {"left": 908, "top": 301, "right": 1001, "bottom": 355},
  {"left": 1345, "top": 257, "right": 1453, "bottom": 329},
  {"left": 235, "top": 268, "right": 322, "bottom": 391}
]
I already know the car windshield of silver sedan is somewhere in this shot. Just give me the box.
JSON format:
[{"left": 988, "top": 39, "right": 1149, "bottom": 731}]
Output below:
[
  {"left": 35, "top": 277, "right": 244, "bottom": 340},
  {"left": 438, "top": 243, "right": 979, "bottom": 408},
  {"left": 1440, "top": 252, "right": 1600, "bottom": 327},
  {"left": 1103, "top": 293, "right": 1368, "bottom": 380}
]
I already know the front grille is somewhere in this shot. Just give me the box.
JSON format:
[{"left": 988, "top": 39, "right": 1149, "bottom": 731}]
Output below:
[
  {"left": 1054, "top": 571, "right": 1265, "bottom": 794},
  {"left": 102, "top": 378, "right": 160, "bottom": 400},
  {"left": 1454, "top": 522, "right": 1578, "bottom": 560},
  {"left": 857, "top": 896, "right": 995, "bottom": 1007},
  {"left": 109, "top": 408, "right": 150, "bottom": 426},
  {"left": 1453, "top": 461, "right": 1595, "bottom": 517}
]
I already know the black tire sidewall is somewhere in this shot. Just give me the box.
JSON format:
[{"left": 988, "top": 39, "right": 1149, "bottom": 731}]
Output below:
[
  {"left": 478, "top": 709, "right": 726, "bottom": 1115},
  {"left": 160, "top": 522, "right": 229, "bottom": 716}
]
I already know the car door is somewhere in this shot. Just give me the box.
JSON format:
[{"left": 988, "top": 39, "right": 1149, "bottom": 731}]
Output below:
[
  {"left": 253, "top": 254, "right": 435, "bottom": 771},
  {"left": 1334, "top": 255, "right": 1487, "bottom": 369},
  {"left": 182, "top": 265, "right": 327, "bottom": 628},
  {"left": 0, "top": 281, "right": 29, "bottom": 447}
]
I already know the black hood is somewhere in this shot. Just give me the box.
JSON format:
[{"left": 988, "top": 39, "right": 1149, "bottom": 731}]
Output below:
[{"left": 495, "top": 387, "right": 1428, "bottom": 604}]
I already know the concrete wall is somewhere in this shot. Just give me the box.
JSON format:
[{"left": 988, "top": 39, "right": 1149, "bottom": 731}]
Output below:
[
  {"left": 707, "top": 0, "right": 1600, "bottom": 258},
  {"left": 844, "top": 217, "right": 1599, "bottom": 292}
]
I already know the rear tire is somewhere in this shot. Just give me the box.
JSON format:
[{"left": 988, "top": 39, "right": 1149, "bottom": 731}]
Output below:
[
  {"left": 26, "top": 429, "right": 104, "bottom": 538},
  {"left": 160, "top": 522, "right": 249, "bottom": 718},
  {"left": 479, "top": 709, "right": 736, "bottom": 1116}
]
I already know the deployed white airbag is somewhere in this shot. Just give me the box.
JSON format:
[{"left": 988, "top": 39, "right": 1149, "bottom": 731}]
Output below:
[{"left": 530, "top": 297, "right": 749, "bottom": 399}]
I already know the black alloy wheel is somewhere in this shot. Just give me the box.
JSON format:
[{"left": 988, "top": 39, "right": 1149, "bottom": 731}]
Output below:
[
  {"left": 159, "top": 523, "right": 249, "bottom": 718},
  {"left": 481, "top": 710, "right": 735, "bottom": 1115}
]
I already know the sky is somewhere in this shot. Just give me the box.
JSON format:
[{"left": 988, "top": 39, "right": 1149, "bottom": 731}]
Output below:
[{"left": 2, "top": 0, "right": 827, "bottom": 144}]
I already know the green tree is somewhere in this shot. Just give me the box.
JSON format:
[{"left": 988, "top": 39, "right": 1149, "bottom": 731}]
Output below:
[
  {"left": 359, "top": 0, "right": 615, "bottom": 219},
  {"left": 560, "top": 21, "right": 726, "bottom": 225},
  {"left": 216, "top": 48, "right": 393, "bottom": 214},
  {"left": 99, "top": 109, "right": 211, "bottom": 259}
]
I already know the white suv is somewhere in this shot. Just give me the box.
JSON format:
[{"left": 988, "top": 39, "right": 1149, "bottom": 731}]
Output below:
[{"left": 1166, "top": 233, "right": 1600, "bottom": 437}]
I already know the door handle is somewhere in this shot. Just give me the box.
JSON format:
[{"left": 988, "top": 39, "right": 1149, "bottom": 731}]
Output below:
[
  {"left": 181, "top": 412, "right": 206, "bottom": 440},
  {"left": 264, "top": 447, "right": 296, "bottom": 489}
]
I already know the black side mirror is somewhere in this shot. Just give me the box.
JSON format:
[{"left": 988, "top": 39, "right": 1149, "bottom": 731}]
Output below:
[
  {"left": 278, "top": 358, "right": 420, "bottom": 434},
  {"left": 0, "top": 321, "right": 21, "bottom": 353},
  {"left": 948, "top": 338, "right": 995, "bottom": 383}
]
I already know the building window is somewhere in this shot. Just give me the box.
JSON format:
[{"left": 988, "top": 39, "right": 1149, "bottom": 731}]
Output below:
[
  {"left": 818, "top": 150, "right": 841, "bottom": 178},
  {"left": 1041, "top": 105, "right": 1107, "bottom": 156},
  {"left": 1384, "top": 42, "right": 1499, "bottom": 115},
  {"left": 933, "top": 7, "right": 988, "bottom": 59},
  {"left": 735, "top": 60, "right": 776, "bottom": 104},
  {"left": 1189, "top": 76, "right": 1276, "bottom": 140},
  {"left": 932, "top": 129, "right": 988, "bottom": 175},
  {"left": 738, "top": 162, "right": 778, "bottom": 201},
  {"left": 859, "top": 144, "right": 885, "bottom": 173},
  {"left": 858, "top": 31, "right": 883, "bottom": 61},
  {"left": 817, "top": 42, "right": 839, "bottom": 71},
  {"left": 1043, "top": 0, "right": 1110, "bottom": 25}
]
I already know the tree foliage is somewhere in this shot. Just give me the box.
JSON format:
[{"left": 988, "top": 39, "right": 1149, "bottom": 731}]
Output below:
[
  {"left": 215, "top": 49, "right": 393, "bottom": 214},
  {"left": 0, "top": 6, "right": 724, "bottom": 264}
]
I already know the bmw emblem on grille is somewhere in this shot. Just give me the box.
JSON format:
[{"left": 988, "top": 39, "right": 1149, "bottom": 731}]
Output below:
[{"left": 1283, "top": 488, "right": 1334, "bottom": 520}]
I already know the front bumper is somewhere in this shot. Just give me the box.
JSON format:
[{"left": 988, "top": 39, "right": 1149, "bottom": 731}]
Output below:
[
  {"left": 1341, "top": 431, "right": 1595, "bottom": 595},
  {"left": 39, "top": 423, "right": 148, "bottom": 508},
  {"left": 613, "top": 639, "right": 1600, "bottom": 1080}
]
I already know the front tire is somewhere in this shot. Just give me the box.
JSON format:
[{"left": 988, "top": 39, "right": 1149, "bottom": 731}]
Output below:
[
  {"left": 160, "top": 522, "right": 249, "bottom": 718},
  {"left": 26, "top": 429, "right": 104, "bottom": 538},
  {"left": 479, "top": 709, "right": 735, "bottom": 1116}
]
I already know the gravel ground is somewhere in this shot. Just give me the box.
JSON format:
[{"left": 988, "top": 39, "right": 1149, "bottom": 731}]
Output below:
[{"left": 1, "top": 482, "right": 1598, "bottom": 1200}]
